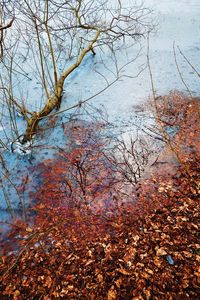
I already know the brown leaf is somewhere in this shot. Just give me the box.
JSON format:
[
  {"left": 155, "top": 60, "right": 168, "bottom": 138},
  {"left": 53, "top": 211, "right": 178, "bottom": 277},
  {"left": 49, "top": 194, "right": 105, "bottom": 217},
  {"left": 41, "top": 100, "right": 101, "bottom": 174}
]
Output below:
[
  {"left": 115, "top": 278, "right": 122, "bottom": 288},
  {"left": 107, "top": 286, "right": 117, "bottom": 300},
  {"left": 156, "top": 247, "right": 167, "bottom": 256},
  {"left": 13, "top": 290, "right": 20, "bottom": 298},
  {"left": 97, "top": 274, "right": 103, "bottom": 282},
  {"left": 154, "top": 257, "right": 162, "bottom": 267},
  {"left": 117, "top": 268, "right": 132, "bottom": 276},
  {"left": 85, "top": 259, "right": 95, "bottom": 266}
]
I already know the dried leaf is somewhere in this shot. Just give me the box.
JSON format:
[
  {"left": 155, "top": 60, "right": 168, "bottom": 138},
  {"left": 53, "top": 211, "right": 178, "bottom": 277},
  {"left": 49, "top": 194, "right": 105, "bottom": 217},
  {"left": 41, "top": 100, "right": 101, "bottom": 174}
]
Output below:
[
  {"left": 107, "top": 287, "right": 117, "bottom": 300},
  {"left": 13, "top": 290, "right": 21, "bottom": 297},
  {"left": 117, "top": 268, "right": 131, "bottom": 276},
  {"left": 156, "top": 247, "right": 167, "bottom": 256}
]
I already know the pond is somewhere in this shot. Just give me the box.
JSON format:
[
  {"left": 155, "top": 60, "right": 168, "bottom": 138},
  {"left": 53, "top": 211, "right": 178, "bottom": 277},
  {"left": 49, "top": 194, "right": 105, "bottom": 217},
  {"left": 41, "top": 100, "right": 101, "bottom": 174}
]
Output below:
[{"left": 0, "top": 0, "right": 200, "bottom": 221}]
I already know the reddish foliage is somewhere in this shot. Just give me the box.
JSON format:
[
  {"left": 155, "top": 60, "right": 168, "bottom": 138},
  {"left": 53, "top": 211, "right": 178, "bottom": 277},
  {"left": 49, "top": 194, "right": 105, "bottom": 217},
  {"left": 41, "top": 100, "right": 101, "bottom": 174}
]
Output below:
[
  {"left": 33, "top": 122, "right": 120, "bottom": 213},
  {"left": 0, "top": 96, "right": 199, "bottom": 299}
]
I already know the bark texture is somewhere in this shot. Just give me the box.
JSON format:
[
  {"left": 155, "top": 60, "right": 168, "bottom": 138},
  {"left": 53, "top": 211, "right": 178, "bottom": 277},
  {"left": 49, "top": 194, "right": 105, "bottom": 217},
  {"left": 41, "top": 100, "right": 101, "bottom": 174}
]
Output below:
[{"left": 22, "top": 31, "right": 100, "bottom": 143}]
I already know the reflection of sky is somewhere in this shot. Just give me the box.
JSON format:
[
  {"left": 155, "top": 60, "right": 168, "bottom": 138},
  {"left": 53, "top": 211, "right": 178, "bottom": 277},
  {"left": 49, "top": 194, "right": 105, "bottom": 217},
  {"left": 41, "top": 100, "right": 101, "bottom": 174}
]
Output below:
[
  {"left": 0, "top": 0, "right": 200, "bottom": 145},
  {"left": 1, "top": 0, "right": 200, "bottom": 132},
  {"left": 0, "top": 0, "right": 200, "bottom": 215},
  {"left": 4, "top": 1, "right": 200, "bottom": 114},
  {"left": 88, "top": 0, "right": 200, "bottom": 121},
  {"left": 148, "top": 0, "right": 200, "bottom": 49}
]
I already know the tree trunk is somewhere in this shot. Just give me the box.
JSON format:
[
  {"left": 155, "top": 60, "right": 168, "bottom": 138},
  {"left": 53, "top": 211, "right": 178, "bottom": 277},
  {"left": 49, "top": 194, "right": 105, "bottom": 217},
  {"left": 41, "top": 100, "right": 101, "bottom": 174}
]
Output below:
[
  {"left": 22, "top": 92, "right": 63, "bottom": 144},
  {"left": 21, "top": 30, "right": 100, "bottom": 143}
]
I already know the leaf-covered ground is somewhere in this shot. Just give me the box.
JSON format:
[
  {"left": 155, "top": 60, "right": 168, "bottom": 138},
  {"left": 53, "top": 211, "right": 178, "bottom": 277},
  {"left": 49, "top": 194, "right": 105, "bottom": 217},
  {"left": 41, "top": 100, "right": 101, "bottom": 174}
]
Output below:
[{"left": 0, "top": 95, "right": 199, "bottom": 299}]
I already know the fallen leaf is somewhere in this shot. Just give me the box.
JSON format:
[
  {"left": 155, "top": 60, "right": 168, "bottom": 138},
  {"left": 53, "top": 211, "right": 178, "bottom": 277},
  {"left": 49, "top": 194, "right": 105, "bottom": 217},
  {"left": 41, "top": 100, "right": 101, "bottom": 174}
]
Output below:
[
  {"left": 117, "top": 268, "right": 132, "bottom": 276},
  {"left": 107, "top": 286, "right": 117, "bottom": 300},
  {"left": 13, "top": 290, "right": 20, "bottom": 297},
  {"left": 156, "top": 247, "right": 167, "bottom": 256}
]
